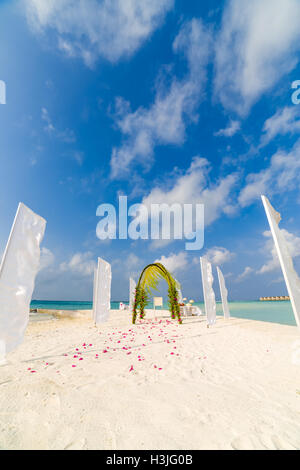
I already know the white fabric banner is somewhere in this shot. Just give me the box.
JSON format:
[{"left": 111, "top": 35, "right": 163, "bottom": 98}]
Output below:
[
  {"left": 129, "top": 277, "right": 136, "bottom": 310},
  {"left": 0, "top": 203, "right": 46, "bottom": 358},
  {"left": 92, "top": 267, "right": 98, "bottom": 323},
  {"left": 262, "top": 195, "right": 300, "bottom": 328},
  {"left": 93, "top": 257, "right": 111, "bottom": 325},
  {"left": 175, "top": 278, "right": 183, "bottom": 304},
  {"left": 200, "top": 257, "right": 216, "bottom": 326},
  {"left": 217, "top": 266, "right": 230, "bottom": 319}
]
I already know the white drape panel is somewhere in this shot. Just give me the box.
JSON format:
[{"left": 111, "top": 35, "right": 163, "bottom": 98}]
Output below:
[
  {"left": 175, "top": 278, "right": 183, "bottom": 304},
  {"left": 200, "top": 257, "right": 216, "bottom": 326},
  {"left": 0, "top": 203, "right": 46, "bottom": 357},
  {"left": 217, "top": 266, "right": 230, "bottom": 319},
  {"left": 262, "top": 195, "right": 300, "bottom": 328},
  {"left": 93, "top": 257, "right": 111, "bottom": 325},
  {"left": 129, "top": 277, "right": 136, "bottom": 310},
  {"left": 92, "top": 267, "right": 98, "bottom": 323}
]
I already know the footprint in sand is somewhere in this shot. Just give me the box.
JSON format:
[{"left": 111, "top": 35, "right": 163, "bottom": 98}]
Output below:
[
  {"left": 231, "top": 434, "right": 263, "bottom": 450},
  {"left": 64, "top": 438, "right": 87, "bottom": 450},
  {"left": 231, "top": 433, "right": 298, "bottom": 450}
]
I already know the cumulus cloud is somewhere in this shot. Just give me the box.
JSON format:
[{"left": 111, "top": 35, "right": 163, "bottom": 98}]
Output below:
[
  {"left": 214, "top": 120, "right": 240, "bottom": 137},
  {"left": 111, "top": 252, "right": 141, "bottom": 280},
  {"left": 214, "top": 0, "right": 300, "bottom": 115},
  {"left": 110, "top": 19, "right": 213, "bottom": 178},
  {"left": 155, "top": 252, "right": 188, "bottom": 273},
  {"left": 260, "top": 106, "right": 300, "bottom": 147},
  {"left": 142, "top": 157, "right": 237, "bottom": 232},
  {"left": 257, "top": 229, "right": 300, "bottom": 274},
  {"left": 39, "top": 247, "right": 55, "bottom": 271},
  {"left": 60, "top": 251, "right": 96, "bottom": 277},
  {"left": 236, "top": 266, "right": 254, "bottom": 282},
  {"left": 34, "top": 249, "right": 98, "bottom": 299},
  {"left": 41, "top": 107, "right": 76, "bottom": 143},
  {"left": 238, "top": 139, "right": 300, "bottom": 207},
  {"left": 126, "top": 253, "right": 140, "bottom": 269},
  {"left": 25, "top": 0, "right": 173, "bottom": 66},
  {"left": 205, "top": 246, "right": 234, "bottom": 265}
]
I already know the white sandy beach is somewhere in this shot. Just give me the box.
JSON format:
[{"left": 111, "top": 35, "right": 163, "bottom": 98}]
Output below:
[{"left": 0, "top": 309, "right": 299, "bottom": 450}]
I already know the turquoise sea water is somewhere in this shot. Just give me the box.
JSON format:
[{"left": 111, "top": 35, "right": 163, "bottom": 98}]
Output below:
[{"left": 30, "top": 300, "right": 297, "bottom": 327}]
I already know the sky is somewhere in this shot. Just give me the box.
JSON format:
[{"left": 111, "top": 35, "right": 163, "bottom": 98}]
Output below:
[{"left": 1, "top": 0, "right": 300, "bottom": 302}]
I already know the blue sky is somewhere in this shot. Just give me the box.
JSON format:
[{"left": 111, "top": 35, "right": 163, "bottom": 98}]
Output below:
[{"left": 1, "top": 0, "right": 300, "bottom": 301}]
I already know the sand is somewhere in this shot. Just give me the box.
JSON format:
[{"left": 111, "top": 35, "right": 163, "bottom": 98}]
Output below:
[{"left": 0, "top": 309, "right": 299, "bottom": 450}]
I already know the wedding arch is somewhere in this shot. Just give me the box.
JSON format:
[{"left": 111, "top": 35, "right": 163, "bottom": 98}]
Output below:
[{"left": 132, "top": 263, "right": 182, "bottom": 324}]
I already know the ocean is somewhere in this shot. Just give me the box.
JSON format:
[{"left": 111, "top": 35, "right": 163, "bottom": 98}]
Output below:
[{"left": 30, "top": 300, "right": 297, "bottom": 327}]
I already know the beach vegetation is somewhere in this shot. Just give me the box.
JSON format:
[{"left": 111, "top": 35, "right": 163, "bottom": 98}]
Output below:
[{"left": 132, "top": 263, "right": 182, "bottom": 324}]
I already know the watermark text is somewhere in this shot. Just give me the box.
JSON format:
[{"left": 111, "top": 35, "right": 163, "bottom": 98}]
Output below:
[
  {"left": 291, "top": 80, "right": 300, "bottom": 105},
  {"left": 96, "top": 196, "right": 204, "bottom": 251},
  {"left": 0, "top": 80, "right": 6, "bottom": 104}
]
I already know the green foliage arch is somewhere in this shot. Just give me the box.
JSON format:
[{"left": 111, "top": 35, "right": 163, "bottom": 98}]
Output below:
[{"left": 132, "top": 263, "right": 182, "bottom": 324}]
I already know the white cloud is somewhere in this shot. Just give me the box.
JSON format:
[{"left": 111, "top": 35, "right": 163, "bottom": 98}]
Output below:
[
  {"left": 111, "top": 252, "right": 140, "bottom": 278},
  {"left": 72, "top": 151, "right": 84, "bottom": 166},
  {"left": 238, "top": 139, "right": 300, "bottom": 207},
  {"left": 155, "top": 252, "right": 188, "bottom": 273},
  {"left": 257, "top": 229, "right": 300, "bottom": 274},
  {"left": 110, "top": 19, "right": 212, "bottom": 178},
  {"left": 39, "top": 247, "right": 55, "bottom": 271},
  {"left": 142, "top": 157, "right": 237, "bottom": 230},
  {"left": 214, "top": 120, "right": 240, "bottom": 137},
  {"left": 41, "top": 107, "right": 55, "bottom": 133},
  {"left": 126, "top": 253, "right": 140, "bottom": 269},
  {"left": 269, "top": 276, "right": 284, "bottom": 285},
  {"left": 205, "top": 246, "right": 234, "bottom": 265},
  {"left": 60, "top": 251, "right": 96, "bottom": 276},
  {"left": 236, "top": 266, "right": 254, "bottom": 282},
  {"left": 214, "top": 0, "right": 300, "bottom": 115},
  {"left": 41, "top": 107, "right": 76, "bottom": 143},
  {"left": 25, "top": 0, "right": 173, "bottom": 66},
  {"left": 35, "top": 250, "right": 97, "bottom": 300},
  {"left": 260, "top": 106, "right": 300, "bottom": 147}
]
